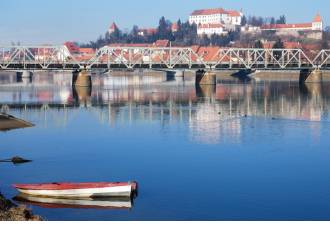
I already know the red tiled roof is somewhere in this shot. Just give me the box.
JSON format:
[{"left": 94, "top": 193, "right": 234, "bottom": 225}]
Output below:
[
  {"left": 109, "top": 22, "right": 118, "bottom": 30},
  {"left": 313, "top": 13, "right": 322, "bottom": 22},
  {"left": 153, "top": 40, "right": 170, "bottom": 47},
  {"left": 108, "top": 43, "right": 151, "bottom": 47},
  {"left": 284, "top": 42, "right": 302, "bottom": 49},
  {"left": 191, "top": 8, "right": 241, "bottom": 17},
  {"left": 262, "top": 42, "right": 275, "bottom": 49},
  {"left": 227, "top": 10, "right": 241, "bottom": 17},
  {"left": 191, "top": 8, "right": 227, "bottom": 16},
  {"left": 138, "top": 28, "right": 157, "bottom": 35},
  {"left": 79, "top": 48, "right": 95, "bottom": 54},
  {"left": 261, "top": 23, "right": 312, "bottom": 30},
  {"left": 64, "top": 42, "right": 80, "bottom": 53}
]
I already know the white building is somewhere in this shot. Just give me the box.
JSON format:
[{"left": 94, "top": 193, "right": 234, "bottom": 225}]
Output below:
[
  {"left": 241, "top": 25, "right": 261, "bottom": 33},
  {"left": 189, "top": 8, "right": 243, "bottom": 26},
  {"left": 261, "top": 14, "right": 323, "bottom": 33},
  {"left": 197, "top": 23, "right": 226, "bottom": 36},
  {"left": 189, "top": 8, "right": 243, "bottom": 36}
]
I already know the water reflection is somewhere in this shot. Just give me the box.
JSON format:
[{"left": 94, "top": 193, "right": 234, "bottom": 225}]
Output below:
[
  {"left": 14, "top": 194, "right": 133, "bottom": 210},
  {"left": 1, "top": 72, "right": 330, "bottom": 144},
  {"left": 72, "top": 85, "right": 92, "bottom": 107},
  {"left": 0, "top": 113, "right": 34, "bottom": 131}
]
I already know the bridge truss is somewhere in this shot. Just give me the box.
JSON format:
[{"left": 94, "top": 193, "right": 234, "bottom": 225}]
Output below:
[{"left": 0, "top": 45, "right": 330, "bottom": 71}]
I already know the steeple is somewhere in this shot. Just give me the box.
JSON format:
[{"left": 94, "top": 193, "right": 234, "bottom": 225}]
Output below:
[
  {"left": 312, "top": 13, "right": 323, "bottom": 31},
  {"left": 108, "top": 22, "right": 118, "bottom": 33},
  {"left": 313, "top": 13, "right": 322, "bottom": 23}
]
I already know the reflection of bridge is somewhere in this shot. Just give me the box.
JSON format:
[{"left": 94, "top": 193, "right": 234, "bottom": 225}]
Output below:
[
  {"left": 1, "top": 45, "right": 330, "bottom": 70},
  {"left": 2, "top": 81, "right": 330, "bottom": 143}
]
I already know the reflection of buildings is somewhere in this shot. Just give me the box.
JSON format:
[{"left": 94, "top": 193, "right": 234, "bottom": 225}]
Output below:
[
  {"left": 2, "top": 71, "right": 330, "bottom": 144},
  {"left": 190, "top": 101, "right": 221, "bottom": 144},
  {"left": 189, "top": 99, "right": 243, "bottom": 144}
]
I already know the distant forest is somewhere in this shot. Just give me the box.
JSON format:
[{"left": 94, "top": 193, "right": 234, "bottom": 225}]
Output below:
[{"left": 80, "top": 15, "right": 329, "bottom": 49}]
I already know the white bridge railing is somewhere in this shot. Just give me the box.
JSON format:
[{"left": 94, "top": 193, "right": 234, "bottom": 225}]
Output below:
[{"left": 0, "top": 45, "right": 329, "bottom": 70}]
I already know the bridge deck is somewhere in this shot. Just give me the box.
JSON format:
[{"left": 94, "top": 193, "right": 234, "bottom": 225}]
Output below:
[{"left": 1, "top": 46, "right": 330, "bottom": 71}]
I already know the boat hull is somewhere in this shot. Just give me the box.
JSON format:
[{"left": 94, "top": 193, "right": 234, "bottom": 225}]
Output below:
[
  {"left": 13, "top": 181, "right": 138, "bottom": 199},
  {"left": 15, "top": 185, "right": 132, "bottom": 198}
]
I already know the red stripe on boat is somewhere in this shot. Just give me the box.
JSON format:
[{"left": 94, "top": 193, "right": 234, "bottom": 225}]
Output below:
[
  {"left": 13, "top": 182, "right": 133, "bottom": 191},
  {"left": 15, "top": 201, "right": 131, "bottom": 210}
]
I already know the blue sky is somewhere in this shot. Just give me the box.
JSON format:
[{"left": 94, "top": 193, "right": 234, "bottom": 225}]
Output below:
[{"left": 0, "top": 0, "right": 328, "bottom": 44}]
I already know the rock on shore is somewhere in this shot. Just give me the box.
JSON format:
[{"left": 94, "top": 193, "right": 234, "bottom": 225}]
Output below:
[{"left": 0, "top": 192, "right": 42, "bottom": 221}]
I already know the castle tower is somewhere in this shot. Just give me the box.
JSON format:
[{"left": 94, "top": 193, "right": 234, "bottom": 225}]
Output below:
[
  {"left": 108, "top": 22, "right": 119, "bottom": 34},
  {"left": 312, "top": 13, "right": 323, "bottom": 31}
]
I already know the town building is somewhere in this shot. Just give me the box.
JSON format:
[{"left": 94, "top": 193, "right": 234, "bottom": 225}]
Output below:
[
  {"left": 138, "top": 28, "right": 157, "bottom": 36},
  {"left": 189, "top": 8, "right": 243, "bottom": 36},
  {"left": 197, "top": 23, "right": 226, "bottom": 36},
  {"left": 108, "top": 22, "right": 119, "bottom": 34},
  {"left": 171, "top": 22, "right": 179, "bottom": 33},
  {"left": 261, "top": 14, "right": 323, "bottom": 39},
  {"left": 189, "top": 8, "right": 243, "bottom": 26},
  {"left": 240, "top": 25, "right": 261, "bottom": 33}
]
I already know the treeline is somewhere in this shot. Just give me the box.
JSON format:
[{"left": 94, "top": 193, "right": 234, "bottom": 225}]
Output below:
[
  {"left": 81, "top": 14, "right": 328, "bottom": 50},
  {"left": 81, "top": 16, "right": 240, "bottom": 48},
  {"left": 241, "top": 15, "right": 286, "bottom": 27}
]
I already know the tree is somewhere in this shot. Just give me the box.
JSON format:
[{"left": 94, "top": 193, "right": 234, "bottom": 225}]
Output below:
[
  {"left": 273, "top": 39, "right": 284, "bottom": 49},
  {"left": 276, "top": 15, "right": 286, "bottom": 24},
  {"left": 321, "top": 31, "right": 329, "bottom": 49},
  {"left": 199, "top": 34, "right": 211, "bottom": 46},
  {"left": 270, "top": 17, "right": 276, "bottom": 25},
  {"left": 241, "top": 15, "right": 247, "bottom": 26},
  {"left": 273, "top": 39, "right": 284, "bottom": 60},
  {"left": 254, "top": 40, "right": 263, "bottom": 48},
  {"left": 158, "top": 16, "right": 173, "bottom": 40}
]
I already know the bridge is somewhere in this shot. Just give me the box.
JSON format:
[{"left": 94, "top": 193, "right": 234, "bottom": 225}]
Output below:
[
  {"left": 1, "top": 45, "right": 330, "bottom": 70},
  {"left": 1, "top": 45, "right": 330, "bottom": 84}
]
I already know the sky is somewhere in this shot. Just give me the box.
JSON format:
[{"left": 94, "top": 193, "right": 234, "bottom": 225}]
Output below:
[{"left": 0, "top": 0, "right": 329, "bottom": 44}]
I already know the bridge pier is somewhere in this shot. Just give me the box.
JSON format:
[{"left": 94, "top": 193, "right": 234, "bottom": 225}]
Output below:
[
  {"left": 299, "top": 69, "right": 323, "bottom": 84},
  {"left": 164, "top": 70, "right": 188, "bottom": 81},
  {"left": 72, "top": 84, "right": 92, "bottom": 107},
  {"left": 175, "top": 70, "right": 185, "bottom": 78},
  {"left": 16, "top": 71, "right": 33, "bottom": 82},
  {"left": 196, "top": 70, "right": 217, "bottom": 85},
  {"left": 196, "top": 83, "right": 216, "bottom": 99},
  {"left": 72, "top": 70, "right": 92, "bottom": 87}
]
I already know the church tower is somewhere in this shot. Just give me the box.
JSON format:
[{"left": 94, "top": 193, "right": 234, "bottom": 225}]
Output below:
[
  {"left": 108, "top": 22, "right": 119, "bottom": 34},
  {"left": 312, "top": 13, "right": 323, "bottom": 31}
]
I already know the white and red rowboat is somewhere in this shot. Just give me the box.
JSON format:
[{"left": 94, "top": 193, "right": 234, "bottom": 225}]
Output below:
[{"left": 13, "top": 182, "right": 138, "bottom": 198}]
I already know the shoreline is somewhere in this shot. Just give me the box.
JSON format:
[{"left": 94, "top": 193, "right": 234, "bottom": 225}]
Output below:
[{"left": 0, "top": 192, "right": 43, "bottom": 221}]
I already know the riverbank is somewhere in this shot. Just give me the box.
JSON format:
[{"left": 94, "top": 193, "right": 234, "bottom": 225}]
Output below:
[{"left": 0, "top": 192, "right": 42, "bottom": 221}]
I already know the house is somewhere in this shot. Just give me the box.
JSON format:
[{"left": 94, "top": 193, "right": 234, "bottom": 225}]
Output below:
[
  {"left": 64, "top": 42, "right": 80, "bottom": 54},
  {"left": 153, "top": 40, "right": 170, "bottom": 47},
  {"left": 171, "top": 22, "right": 179, "bottom": 32},
  {"left": 197, "top": 23, "right": 227, "bottom": 36},
  {"left": 138, "top": 28, "right": 157, "bottom": 36},
  {"left": 241, "top": 25, "right": 261, "bottom": 33},
  {"left": 77, "top": 48, "right": 96, "bottom": 61}
]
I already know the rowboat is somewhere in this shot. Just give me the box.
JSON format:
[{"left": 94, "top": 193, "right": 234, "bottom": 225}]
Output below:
[
  {"left": 14, "top": 194, "right": 133, "bottom": 210},
  {"left": 0, "top": 113, "right": 34, "bottom": 132},
  {"left": 13, "top": 182, "right": 138, "bottom": 198}
]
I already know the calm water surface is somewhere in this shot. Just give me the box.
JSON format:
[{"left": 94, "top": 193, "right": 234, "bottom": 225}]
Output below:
[{"left": 1, "top": 71, "right": 330, "bottom": 221}]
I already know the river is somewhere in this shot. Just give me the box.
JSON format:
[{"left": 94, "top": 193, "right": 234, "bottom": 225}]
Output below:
[{"left": 1, "top": 71, "right": 330, "bottom": 220}]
